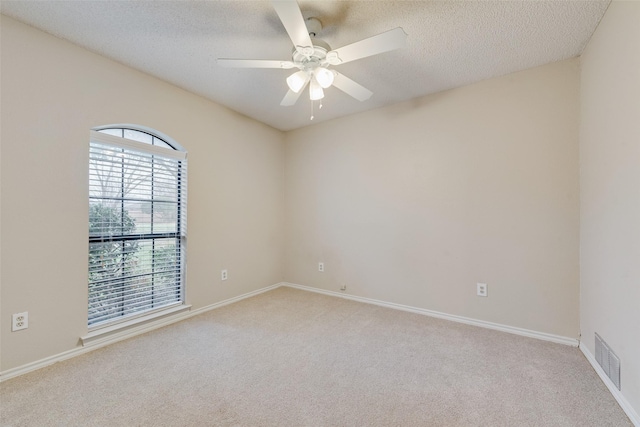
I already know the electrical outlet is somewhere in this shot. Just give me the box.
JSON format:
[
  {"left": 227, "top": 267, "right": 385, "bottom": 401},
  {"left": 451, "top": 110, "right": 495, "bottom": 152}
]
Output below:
[
  {"left": 477, "top": 283, "right": 488, "bottom": 297},
  {"left": 340, "top": 284, "right": 347, "bottom": 291},
  {"left": 221, "top": 269, "right": 228, "bottom": 281},
  {"left": 12, "top": 312, "right": 28, "bottom": 332},
  {"left": 318, "top": 262, "right": 324, "bottom": 272}
]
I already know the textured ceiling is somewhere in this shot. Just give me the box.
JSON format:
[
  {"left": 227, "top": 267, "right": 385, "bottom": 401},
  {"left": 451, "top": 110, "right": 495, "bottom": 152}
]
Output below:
[{"left": 1, "top": 1, "right": 610, "bottom": 131}]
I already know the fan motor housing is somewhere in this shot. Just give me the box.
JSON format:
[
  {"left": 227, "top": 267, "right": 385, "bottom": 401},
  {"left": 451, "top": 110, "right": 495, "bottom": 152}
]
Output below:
[
  {"left": 290, "top": 17, "right": 332, "bottom": 69},
  {"left": 292, "top": 39, "right": 331, "bottom": 69}
]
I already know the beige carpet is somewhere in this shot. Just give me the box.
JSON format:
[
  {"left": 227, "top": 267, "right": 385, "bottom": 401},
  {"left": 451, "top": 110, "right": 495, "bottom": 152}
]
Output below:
[{"left": 0, "top": 286, "right": 632, "bottom": 426}]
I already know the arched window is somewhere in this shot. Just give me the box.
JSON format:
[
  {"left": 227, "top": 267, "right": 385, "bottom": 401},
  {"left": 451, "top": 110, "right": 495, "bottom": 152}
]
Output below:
[{"left": 88, "top": 127, "right": 187, "bottom": 327}]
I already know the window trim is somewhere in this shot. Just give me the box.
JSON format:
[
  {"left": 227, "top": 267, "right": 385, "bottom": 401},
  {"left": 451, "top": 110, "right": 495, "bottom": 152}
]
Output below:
[
  {"left": 81, "top": 303, "right": 192, "bottom": 346},
  {"left": 93, "top": 124, "right": 186, "bottom": 152},
  {"left": 88, "top": 128, "right": 187, "bottom": 332},
  {"left": 90, "top": 130, "right": 187, "bottom": 161}
]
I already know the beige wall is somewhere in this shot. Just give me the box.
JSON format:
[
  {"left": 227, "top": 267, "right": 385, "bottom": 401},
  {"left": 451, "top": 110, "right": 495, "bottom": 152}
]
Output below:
[
  {"left": 580, "top": 0, "right": 640, "bottom": 417},
  {"left": 285, "top": 59, "right": 580, "bottom": 339},
  {"left": 0, "top": 16, "right": 285, "bottom": 371}
]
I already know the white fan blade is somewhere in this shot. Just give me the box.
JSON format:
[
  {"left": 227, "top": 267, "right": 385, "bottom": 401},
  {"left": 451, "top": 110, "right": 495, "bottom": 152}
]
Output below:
[
  {"left": 332, "top": 72, "right": 373, "bottom": 102},
  {"left": 281, "top": 90, "right": 302, "bottom": 106},
  {"left": 281, "top": 80, "right": 309, "bottom": 106},
  {"left": 217, "top": 59, "right": 295, "bottom": 69},
  {"left": 326, "top": 27, "right": 407, "bottom": 65},
  {"left": 272, "top": 0, "right": 314, "bottom": 56}
]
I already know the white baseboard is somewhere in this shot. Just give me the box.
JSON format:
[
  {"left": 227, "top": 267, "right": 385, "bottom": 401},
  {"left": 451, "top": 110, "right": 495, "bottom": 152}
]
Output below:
[
  {"left": 0, "top": 283, "right": 281, "bottom": 383},
  {"left": 282, "top": 282, "right": 579, "bottom": 347},
  {"left": 579, "top": 342, "right": 640, "bottom": 426}
]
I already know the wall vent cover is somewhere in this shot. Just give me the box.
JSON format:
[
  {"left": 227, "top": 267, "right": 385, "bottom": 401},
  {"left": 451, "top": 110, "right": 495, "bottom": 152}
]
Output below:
[
  {"left": 595, "top": 333, "right": 603, "bottom": 366},
  {"left": 594, "top": 333, "right": 621, "bottom": 390},
  {"left": 609, "top": 352, "right": 621, "bottom": 390}
]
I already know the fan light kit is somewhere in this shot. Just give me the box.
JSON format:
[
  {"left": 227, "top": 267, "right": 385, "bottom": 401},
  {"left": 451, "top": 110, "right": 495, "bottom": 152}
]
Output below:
[{"left": 218, "top": 0, "right": 407, "bottom": 119}]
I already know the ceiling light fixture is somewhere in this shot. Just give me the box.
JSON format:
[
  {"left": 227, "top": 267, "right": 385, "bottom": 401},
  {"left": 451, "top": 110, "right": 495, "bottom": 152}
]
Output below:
[
  {"left": 286, "top": 70, "right": 309, "bottom": 93},
  {"left": 309, "top": 78, "right": 324, "bottom": 100},
  {"left": 314, "top": 67, "right": 334, "bottom": 88}
]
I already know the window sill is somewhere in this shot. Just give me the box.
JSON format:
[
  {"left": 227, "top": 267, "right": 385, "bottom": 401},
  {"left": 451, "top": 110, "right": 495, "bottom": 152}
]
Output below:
[{"left": 80, "top": 304, "right": 192, "bottom": 347}]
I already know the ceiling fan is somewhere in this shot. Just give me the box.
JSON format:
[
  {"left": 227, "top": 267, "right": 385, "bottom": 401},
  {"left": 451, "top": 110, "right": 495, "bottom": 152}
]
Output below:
[{"left": 217, "top": 0, "right": 408, "bottom": 109}]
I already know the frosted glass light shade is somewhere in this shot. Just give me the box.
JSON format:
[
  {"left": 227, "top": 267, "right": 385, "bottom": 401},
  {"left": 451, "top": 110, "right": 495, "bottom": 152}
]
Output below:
[
  {"left": 309, "top": 78, "right": 324, "bottom": 100},
  {"left": 315, "top": 67, "right": 335, "bottom": 88},
  {"left": 286, "top": 71, "right": 309, "bottom": 93}
]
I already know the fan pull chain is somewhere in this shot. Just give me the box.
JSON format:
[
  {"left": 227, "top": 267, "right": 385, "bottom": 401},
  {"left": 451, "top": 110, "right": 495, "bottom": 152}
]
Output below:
[{"left": 309, "top": 100, "right": 324, "bottom": 121}]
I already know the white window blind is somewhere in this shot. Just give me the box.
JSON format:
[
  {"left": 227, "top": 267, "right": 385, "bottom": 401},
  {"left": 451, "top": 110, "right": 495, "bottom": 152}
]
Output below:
[{"left": 88, "top": 129, "right": 187, "bottom": 328}]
